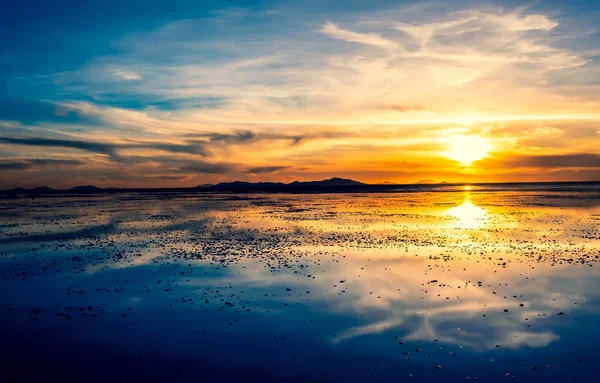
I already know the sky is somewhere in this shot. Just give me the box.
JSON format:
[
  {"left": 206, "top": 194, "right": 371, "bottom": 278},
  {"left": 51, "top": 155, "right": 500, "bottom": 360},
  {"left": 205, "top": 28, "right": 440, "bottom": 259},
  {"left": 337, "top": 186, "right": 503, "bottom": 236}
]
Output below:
[{"left": 1, "top": 0, "right": 599, "bottom": 188}]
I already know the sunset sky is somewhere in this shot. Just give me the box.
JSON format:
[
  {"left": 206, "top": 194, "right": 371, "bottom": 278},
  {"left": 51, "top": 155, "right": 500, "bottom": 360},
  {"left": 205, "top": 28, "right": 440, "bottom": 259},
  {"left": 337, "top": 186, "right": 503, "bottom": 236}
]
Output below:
[{"left": 1, "top": 0, "right": 599, "bottom": 188}]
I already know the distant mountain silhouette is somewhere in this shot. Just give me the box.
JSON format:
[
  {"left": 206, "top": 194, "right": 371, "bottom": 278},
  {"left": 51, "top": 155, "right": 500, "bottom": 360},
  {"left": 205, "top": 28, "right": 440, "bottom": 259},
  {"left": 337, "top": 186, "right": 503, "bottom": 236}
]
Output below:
[
  {"left": 4, "top": 179, "right": 600, "bottom": 199},
  {"left": 215, "top": 181, "right": 285, "bottom": 187},
  {"left": 32, "top": 186, "right": 54, "bottom": 193},
  {"left": 195, "top": 183, "right": 214, "bottom": 188},
  {"left": 9, "top": 186, "right": 54, "bottom": 197},
  {"left": 6, "top": 186, "right": 56, "bottom": 199},
  {"left": 414, "top": 179, "right": 448, "bottom": 184},
  {"left": 198, "top": 178, "right": 365, "bottom": 193},
  {"left": 289, "top": 177, "right": 364, "bottom": 186},
  {"left": 69, "top": 185, "right": 101, "bottom": 192},
  {"left": 205, "top": 181, "right": 285, "bottom": 192}
]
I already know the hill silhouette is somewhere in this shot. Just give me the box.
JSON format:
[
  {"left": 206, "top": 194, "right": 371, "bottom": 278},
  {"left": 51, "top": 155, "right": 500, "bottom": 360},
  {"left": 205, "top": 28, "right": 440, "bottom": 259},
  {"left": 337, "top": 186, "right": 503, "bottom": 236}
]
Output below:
[
  {"left": 6, "top": 186, "right": 55, "bottom": 199},
  {"left": 69, "top": 185, "right": 101, "bottom": 192},
  {"left": 288, "top": 177, "right": 364, "bottom": 186},
  {"left": 414, "top": 179, "right": 448, "bottom": 184},
  {"left": 200, "top": 177, "right": 365, "bottom": 192},
  {"left": 32, "top": 186, "right": 54, "bottom": 193}
]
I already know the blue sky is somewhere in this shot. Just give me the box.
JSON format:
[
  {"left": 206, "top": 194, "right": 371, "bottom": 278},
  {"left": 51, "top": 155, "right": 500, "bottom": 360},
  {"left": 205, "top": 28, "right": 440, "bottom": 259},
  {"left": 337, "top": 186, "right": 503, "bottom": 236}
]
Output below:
[{"left": 1, "top": 0, "right": 599, "bottom": 188}]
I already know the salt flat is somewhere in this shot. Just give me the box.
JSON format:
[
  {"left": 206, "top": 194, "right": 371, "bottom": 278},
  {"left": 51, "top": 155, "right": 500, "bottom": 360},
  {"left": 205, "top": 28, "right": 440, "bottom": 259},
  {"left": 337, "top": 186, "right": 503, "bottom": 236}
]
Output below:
[{"left": 1, "top": 190, "right": 599, "bottom": 382}]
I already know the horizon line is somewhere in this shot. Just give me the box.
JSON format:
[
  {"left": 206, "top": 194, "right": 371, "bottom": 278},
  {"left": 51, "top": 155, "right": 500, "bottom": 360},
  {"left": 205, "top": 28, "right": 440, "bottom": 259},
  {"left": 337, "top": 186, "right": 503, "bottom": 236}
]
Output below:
[{"left": 4, "top": 178, "right": 600, "bottom": 192}]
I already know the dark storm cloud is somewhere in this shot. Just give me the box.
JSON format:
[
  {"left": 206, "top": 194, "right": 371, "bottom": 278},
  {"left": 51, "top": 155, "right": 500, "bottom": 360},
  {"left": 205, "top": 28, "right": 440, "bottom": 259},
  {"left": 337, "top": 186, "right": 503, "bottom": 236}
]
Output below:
[
  {"left": 245, "top": 165, "right": 290, "bottom": 174},
  {"left": 0, "top": 158, "right": 86, "bottom": 170}
]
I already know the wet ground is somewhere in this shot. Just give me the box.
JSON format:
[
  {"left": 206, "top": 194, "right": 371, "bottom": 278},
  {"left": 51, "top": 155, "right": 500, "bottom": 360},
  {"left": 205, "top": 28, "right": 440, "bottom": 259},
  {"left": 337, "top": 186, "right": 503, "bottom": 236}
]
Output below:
[{"left": 1, "top": 190, "right": 600, "bottom": 382}]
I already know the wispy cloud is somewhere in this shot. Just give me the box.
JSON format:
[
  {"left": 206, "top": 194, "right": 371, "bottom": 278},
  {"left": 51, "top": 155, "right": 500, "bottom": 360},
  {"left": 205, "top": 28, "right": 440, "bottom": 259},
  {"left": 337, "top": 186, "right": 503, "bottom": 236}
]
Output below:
[
  {"left": 245, "top": 165, "right": 290, "bottom": 174},
  {"left": 111, "top": 69, "right": 143, "bottom": 81},
  {"left": 61, "top": 6, "right": 596, "bottom": 126},
  {"left": 0, "top": 158, "right": 86, "bottom": 171},
  {"left": 0, "top": 136, "right": 210, "bottom": 158},
  {"left": 320, "top": 22, "right": 401, "bottom": 50}
]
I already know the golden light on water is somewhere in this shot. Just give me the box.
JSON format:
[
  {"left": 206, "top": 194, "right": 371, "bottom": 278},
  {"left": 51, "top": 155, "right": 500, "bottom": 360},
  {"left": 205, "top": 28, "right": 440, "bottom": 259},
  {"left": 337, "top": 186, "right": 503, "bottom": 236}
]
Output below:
[
  {"left": 445, "top": 135, "right": 493, "bottom": 166},
  {"left": 447, "top": 195, "right": 488, "bottom": 228}
]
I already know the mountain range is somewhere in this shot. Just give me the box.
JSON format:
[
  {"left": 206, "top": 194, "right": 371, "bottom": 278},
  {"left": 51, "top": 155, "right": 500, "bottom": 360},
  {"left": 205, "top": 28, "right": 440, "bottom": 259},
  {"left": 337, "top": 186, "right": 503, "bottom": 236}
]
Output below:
[
  {"left": 4, "top": 179, "right": 600, "bottom": 198},
  {"left": 199, "top": 177, "right": 364, "bottom": 189},
  {"left": 195, "top": 177, "right": 365, "bottom": 192}
]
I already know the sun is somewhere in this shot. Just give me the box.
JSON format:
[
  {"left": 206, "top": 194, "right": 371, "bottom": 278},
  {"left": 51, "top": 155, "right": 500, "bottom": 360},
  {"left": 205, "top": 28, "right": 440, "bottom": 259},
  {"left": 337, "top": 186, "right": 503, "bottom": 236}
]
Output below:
[{"left": 445, "top": 135, "right": 492, "bottom": 166}]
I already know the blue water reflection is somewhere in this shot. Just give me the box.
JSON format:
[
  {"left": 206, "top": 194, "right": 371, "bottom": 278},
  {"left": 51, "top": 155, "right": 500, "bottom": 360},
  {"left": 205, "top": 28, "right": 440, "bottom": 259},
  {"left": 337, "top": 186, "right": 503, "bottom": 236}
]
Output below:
[{"left": 1, "top": 191, "right": 600, "bottom": 381}]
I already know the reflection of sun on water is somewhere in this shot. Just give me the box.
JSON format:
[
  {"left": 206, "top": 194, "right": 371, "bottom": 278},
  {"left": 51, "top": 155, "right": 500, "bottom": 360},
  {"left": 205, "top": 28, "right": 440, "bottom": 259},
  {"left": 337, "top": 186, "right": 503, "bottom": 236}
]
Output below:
[{"left": 447, "top": 195, "right": 488, "bottom": 228}]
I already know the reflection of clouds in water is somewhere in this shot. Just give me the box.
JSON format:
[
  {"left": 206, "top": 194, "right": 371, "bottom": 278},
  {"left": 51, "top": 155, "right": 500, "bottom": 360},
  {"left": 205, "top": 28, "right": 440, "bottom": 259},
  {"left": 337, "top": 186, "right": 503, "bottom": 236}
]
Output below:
[
  {"left": 340, "top": 261, "right": 595, "bottom": 349},
  {"left": 3, "top": 192, "right": 600, "bottom": 355},
  {"left": 71, "top": 194, "right": 600, "bottom": 350},
  {"left": 222, "top": 249, "right": 594, "bottom": 350},
  {"left": 500, "top": 331, "right": 559, "bottom": 348}
]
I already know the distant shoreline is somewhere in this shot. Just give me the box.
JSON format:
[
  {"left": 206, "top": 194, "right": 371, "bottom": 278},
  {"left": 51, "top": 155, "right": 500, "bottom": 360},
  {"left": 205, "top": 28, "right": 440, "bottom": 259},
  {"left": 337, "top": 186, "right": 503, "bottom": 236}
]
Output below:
[{"left": 3, "top": 180, "right": 600, "bottom": 199}]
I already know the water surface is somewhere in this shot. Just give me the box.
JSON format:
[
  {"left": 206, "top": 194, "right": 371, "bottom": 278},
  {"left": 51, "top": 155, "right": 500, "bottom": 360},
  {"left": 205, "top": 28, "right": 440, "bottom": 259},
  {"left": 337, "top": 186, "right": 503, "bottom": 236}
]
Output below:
[{"left": 1, "top": 190, "right": 600, "bottom": 381}]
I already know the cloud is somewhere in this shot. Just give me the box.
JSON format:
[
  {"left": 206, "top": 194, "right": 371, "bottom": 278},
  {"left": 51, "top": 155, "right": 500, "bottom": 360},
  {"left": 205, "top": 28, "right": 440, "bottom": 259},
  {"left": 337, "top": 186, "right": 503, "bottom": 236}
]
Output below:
[
  {"left": 320, "top": 22, "right": 400, "bottom": 50},
  {"left": 179, "top": 161, "right": 234, "bottom": 174},
  {"left": 0, "top": 158, "right": 86, "bottom": 170},
  {"left": 0, "top": 136, "right": 209, "bottom": 158},
  {"left": 393, "top": 11, "right": 558, "bottom": 51},
  {"left": 207, "top": 130, "right": 257, "bottom": 143},
  {"left": 0, "top": 136, "right": 116, "bottom": 155},
  {"left": 147, "top": 175, "right": 191, "bottom": 181},
  {"left": 189, "top": 130, "right": 304, "bottom": 145},
  {"left": 245, "top": 165, "right": 290, "bottom": 174},
  {"left": 484, "top": 153, "right": 600, "bottom": 169},
  {"left": 57, "top": 5, "right": 596, "bottom": 131},
  {"left": 111, "top": 69, "right": 143, "bottom": 81},
  {"left": 369, "top": 103, "right": 425, "bottom": 112},
  {"left": 144, "top": 141, "right": 209, "bottom": 156}
]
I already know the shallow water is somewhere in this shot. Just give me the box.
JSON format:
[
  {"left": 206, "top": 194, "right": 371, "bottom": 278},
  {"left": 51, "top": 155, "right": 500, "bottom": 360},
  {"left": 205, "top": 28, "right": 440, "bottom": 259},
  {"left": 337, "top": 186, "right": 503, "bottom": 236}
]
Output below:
[{"left": 1, "top": 191, "right": 600, "bottom": 382}]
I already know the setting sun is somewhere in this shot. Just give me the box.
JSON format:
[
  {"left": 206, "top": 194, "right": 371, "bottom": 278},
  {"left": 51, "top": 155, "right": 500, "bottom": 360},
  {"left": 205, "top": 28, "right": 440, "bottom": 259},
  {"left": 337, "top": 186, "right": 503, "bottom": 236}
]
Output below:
[{"left": 445, "top": 135, "right": 493, "bottom": 166}]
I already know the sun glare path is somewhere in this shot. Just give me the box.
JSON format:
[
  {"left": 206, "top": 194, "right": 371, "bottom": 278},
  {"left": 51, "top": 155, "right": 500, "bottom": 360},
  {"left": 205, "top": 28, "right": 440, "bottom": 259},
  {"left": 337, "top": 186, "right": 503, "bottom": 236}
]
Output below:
[{"left": 446, "top": 193, "right": 488, "bottom": 229}]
